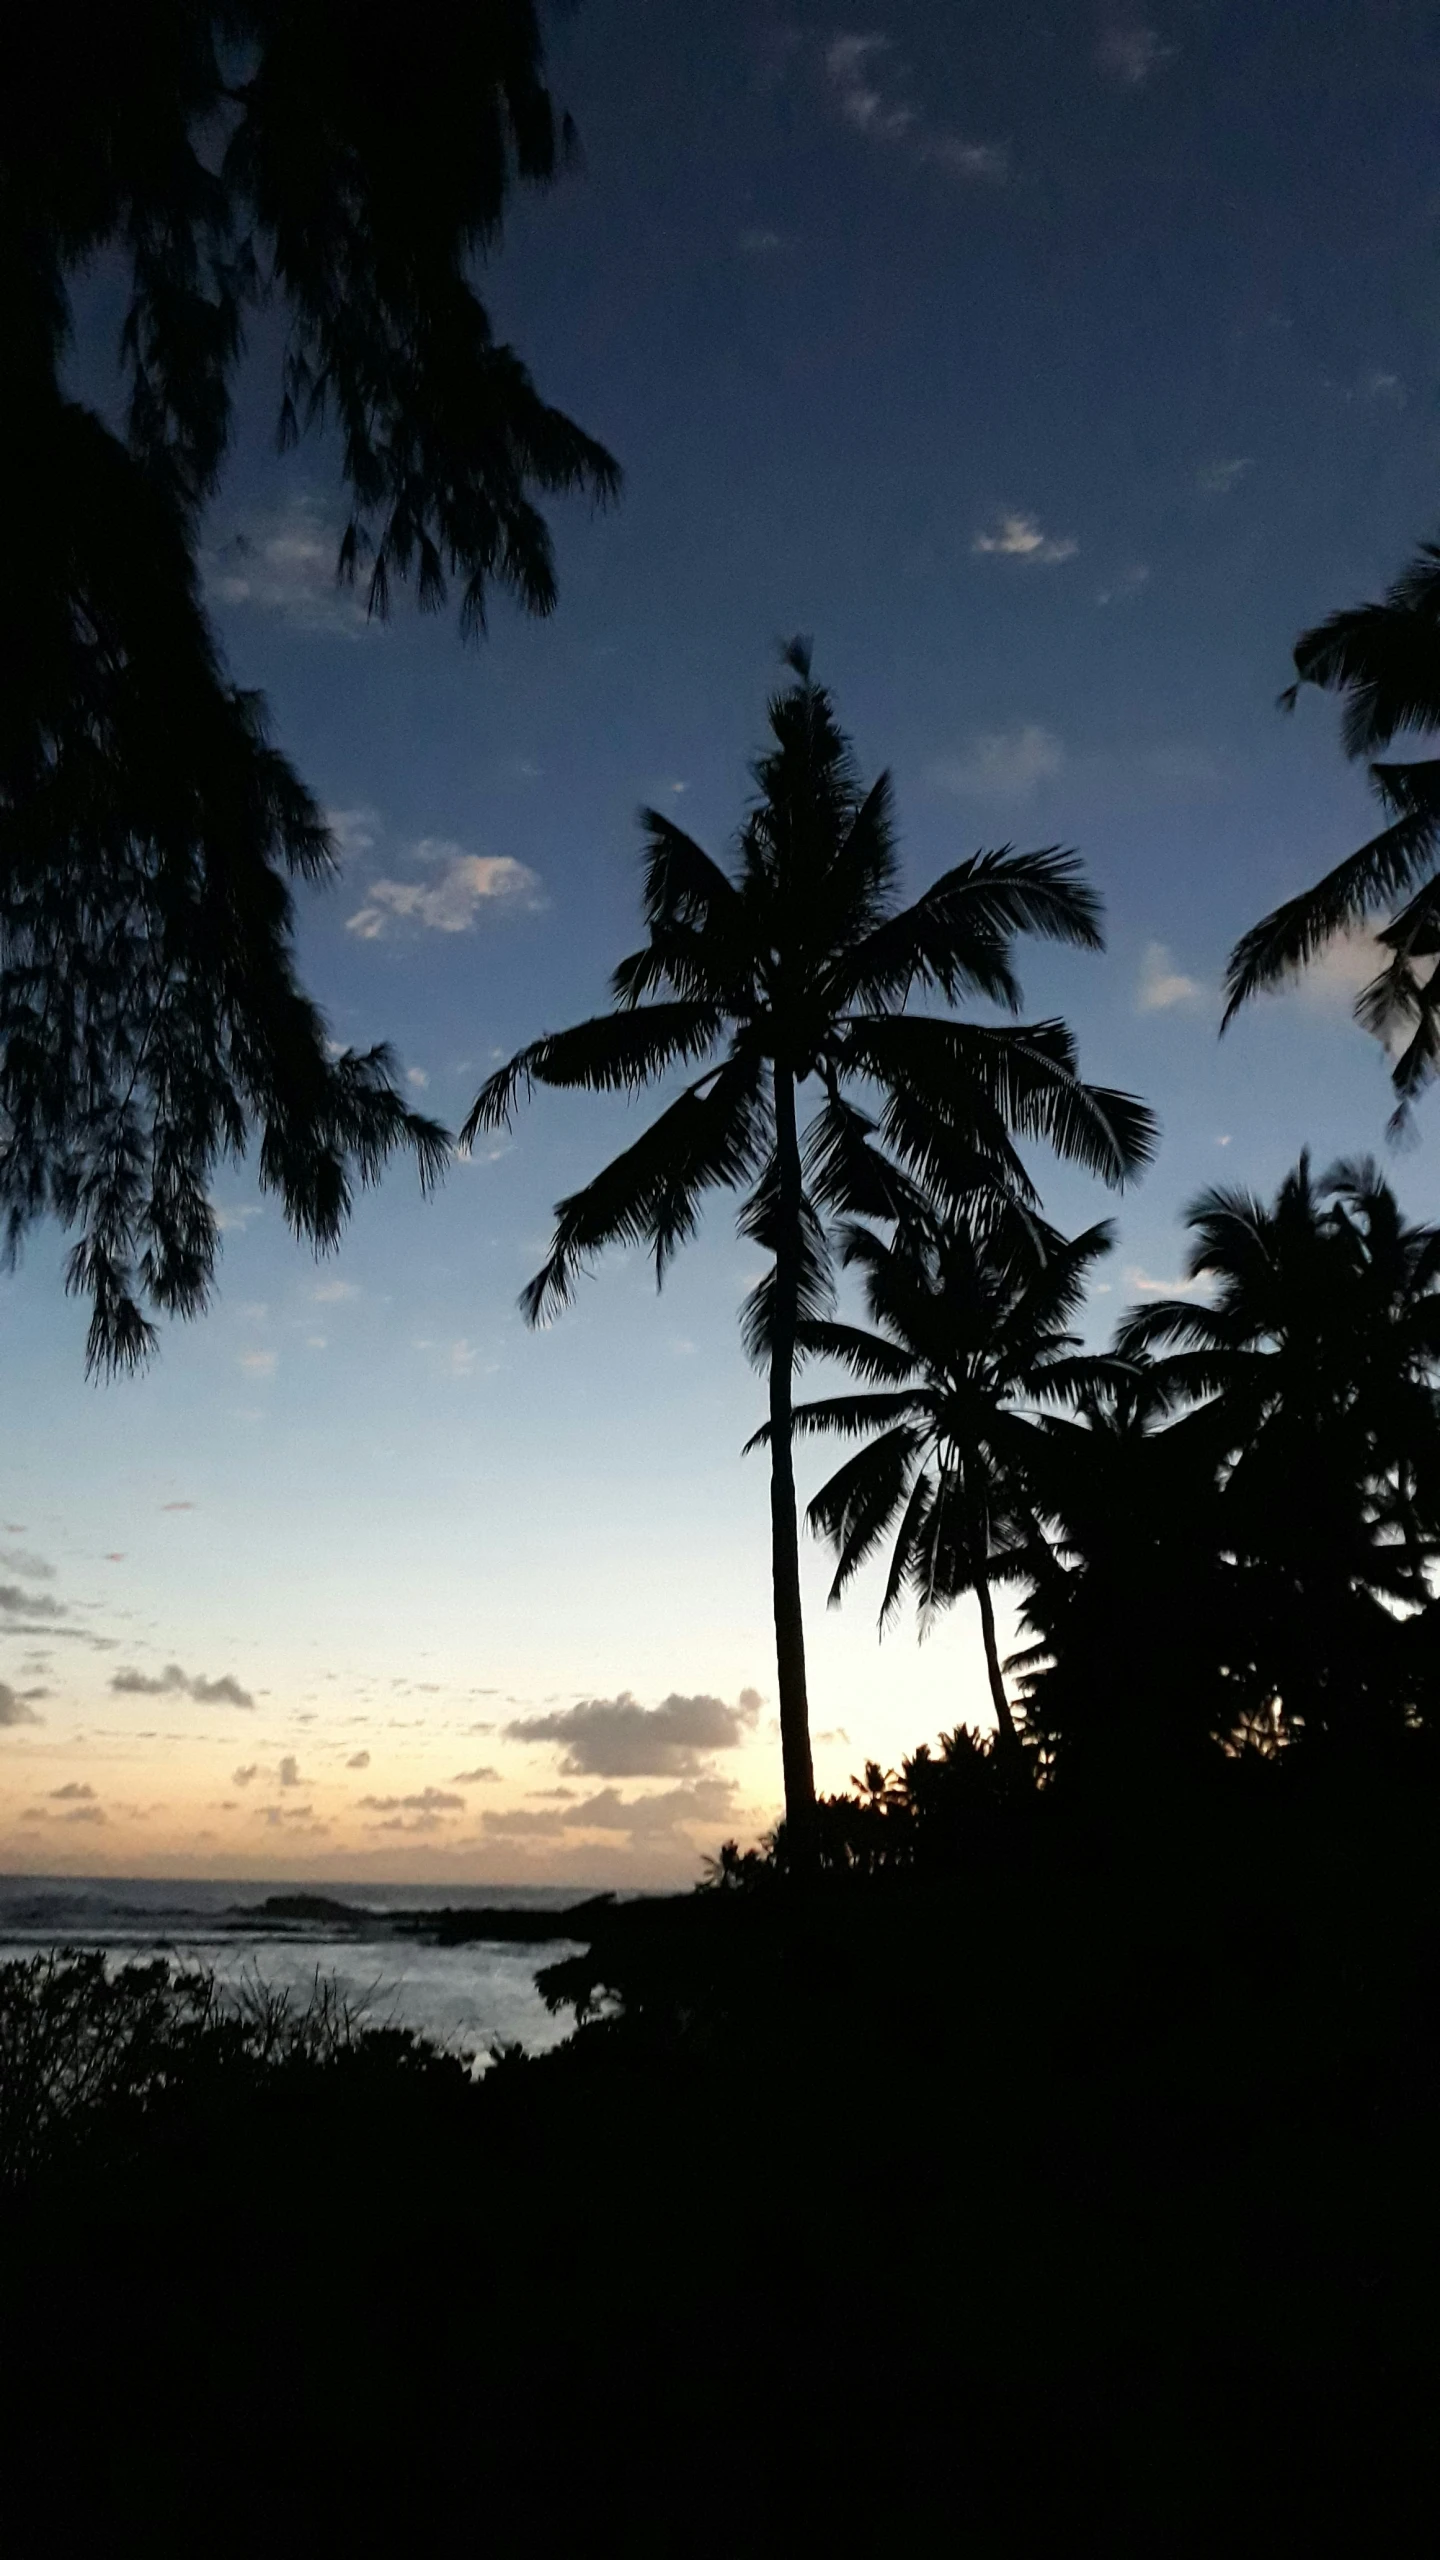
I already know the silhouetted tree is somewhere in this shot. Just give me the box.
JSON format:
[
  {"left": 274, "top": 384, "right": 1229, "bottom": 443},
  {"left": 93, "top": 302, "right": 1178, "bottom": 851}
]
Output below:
[
  {"left": 2, "top": 1, "right": 618, "bottom": 1364},
  {"left": 1118, "top": 1154, "right": 1440, "bottom": 1755},
  {"left": 466, "top": 645, "right": 1154, "bottom": 1848},
  {"left": 772, "top": 1200, "right": 1117, "bottom": 1763},
  {"left": 1225, "top": 543, "right": 1440, "bottom": 1123}
]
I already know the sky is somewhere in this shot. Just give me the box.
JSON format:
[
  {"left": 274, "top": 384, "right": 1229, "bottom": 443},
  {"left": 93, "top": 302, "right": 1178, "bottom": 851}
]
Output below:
[{"left": 4, "top": 0, "right": 1440, "bottom": 1884}]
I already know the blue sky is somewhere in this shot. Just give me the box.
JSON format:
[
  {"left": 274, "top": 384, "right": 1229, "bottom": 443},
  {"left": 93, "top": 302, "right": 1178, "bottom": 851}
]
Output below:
[{"left": 3, "top": 0, "right": 1439, "bottom": 1881}]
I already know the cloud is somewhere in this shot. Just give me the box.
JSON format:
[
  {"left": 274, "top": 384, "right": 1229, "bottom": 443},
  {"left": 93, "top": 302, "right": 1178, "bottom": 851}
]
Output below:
[
  {"left": 738, "top": 227, "right": 786, "bottom": 254},
  {"left": 1097, "top": 22, "right": 1175, "bottom": 86},
  {"left": 1126, "top": 1265, "right": 1214, "bottom": 1297},
  {"left": 561, "top": 1779, "right": 739, "bottom": 1837},
  {"left": 160, "top": 1501, "right": 197, "bottom": 1512},
  {"left": 405, "top": 1066, "right": 430, "bottom": 1091},
  {"left": 208, "top": 495, "right": 370, "bottom": 634},
  {"left": 278, "top": 1755, "right": 303, "bottom": 1789},
  {"left": 346, "top": 1750, "right": 371, "bottom": 1770},
  {"left": 1137, "top": 941, "right": 1206, "bottom": 1012},
  {"left": 238, "top": 1349, "right": 277, "bottom": 1379},
  {"left": 506, "top": 1687, "right": 762, "bottom": 1779},
  {"left": 0, "top": 1548, "right": 52, "bottom": 1580},
  {"left": 233, "top": 1764, "right": 259, "bottom": 1786},
  {"left": 452, "top": 1765, "right": 500, "bottom": 1784},
  {"left": 1290, "top": 924, "right": 1389, "bottom": 1011},
  {"left": 1197, "top": 458, "right": 1252, "bottom": 495},
  {"left": 972, "top": 511, "right": 1077, "bottom": 565},
  {"left": 111, "top": 1663, "right": 255, "bottom": 1708},
  {"left": 0, "top": 1684, "right": 43, "bottom": 1728},
  {"left": 0, "top": 1584, "right": 65, "bottom": 1620},
  {"left": 822, "top": 34, "right": 1006, "bottom": 179},
  {"left": 326, "top": 806, "right": 382, "bottom": 856},
  {"left": 931, "top": 725, "right": 1065, "bottom": 805},
  {"left": 48, "top": 1782, "right": 95, "bottom": 1801},
  {"left": 345, "top": 842, "right": 542, "bottom": 940},
  {"left": 312, "top": 1279, "right": 359, "bottom": 1304},
  {"left": 1096, "top": 562, "right": 1151, "bottom": 606},
  {"left": 480, "top": 1805, "right": 568, "bottom": 1837},
  {"left": 357, "top": 1788, "right": 465, "bottom": 1813}
]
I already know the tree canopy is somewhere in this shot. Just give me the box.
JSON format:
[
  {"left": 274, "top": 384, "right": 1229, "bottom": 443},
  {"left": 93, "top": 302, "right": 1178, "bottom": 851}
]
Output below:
[{"left": 2, "top": 0, "right": 618, "bottom": 1366}]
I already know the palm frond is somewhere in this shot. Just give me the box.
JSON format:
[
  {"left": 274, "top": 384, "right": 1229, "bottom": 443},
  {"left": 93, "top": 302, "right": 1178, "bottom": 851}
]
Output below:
[
  {"left": 462, "top": 1002, "right": 724, "bottom": 1143},
  {"left": 1292, "top": 547, "right": 1440, "bottom": 756},
  {"left": 519, "top": 1054, "right": 765, "bottom": 1324},
  {"left": 841, "top": 845, "right": 1103, "bottom": 1013},
  {"left": 805, "top": 1425, "right": 923, "bottom": 1603}
]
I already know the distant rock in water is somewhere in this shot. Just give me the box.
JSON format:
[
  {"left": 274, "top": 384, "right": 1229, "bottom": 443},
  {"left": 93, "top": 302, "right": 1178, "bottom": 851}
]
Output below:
[{"left": 247, "top": 1894, "right": 369, "bottom": 1927}]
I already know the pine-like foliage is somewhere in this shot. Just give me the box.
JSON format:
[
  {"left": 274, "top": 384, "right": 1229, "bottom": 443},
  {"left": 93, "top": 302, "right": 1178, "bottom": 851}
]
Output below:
[{"left": 2, "top": 1, "right": 618, "bottom": 1363}]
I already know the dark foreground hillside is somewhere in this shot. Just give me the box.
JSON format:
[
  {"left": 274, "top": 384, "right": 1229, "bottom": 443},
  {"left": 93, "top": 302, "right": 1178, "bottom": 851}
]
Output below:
[{"left": 4, "top": 1772, "right": 1440, "bottom": 2548}]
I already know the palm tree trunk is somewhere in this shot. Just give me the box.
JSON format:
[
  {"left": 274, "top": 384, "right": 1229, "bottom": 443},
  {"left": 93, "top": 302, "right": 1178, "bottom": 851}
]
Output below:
[
  {"left": 971, "top": 1544, "right": 1022, "bottom": 1765},
  {"left": 770, "top": 1063, "right": 817, "bottom": 1862}
]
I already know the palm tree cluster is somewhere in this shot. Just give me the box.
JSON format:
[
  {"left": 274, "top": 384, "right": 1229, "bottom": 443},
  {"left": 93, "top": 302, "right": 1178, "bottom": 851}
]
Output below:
[{"left": 471, "top": 643, "right": 1156, "bottom": 1850}]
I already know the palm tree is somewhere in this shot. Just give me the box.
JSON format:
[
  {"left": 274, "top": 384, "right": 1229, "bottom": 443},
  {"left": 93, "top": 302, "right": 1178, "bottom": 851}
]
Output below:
[
  {"left": 1224, "top": 542, "right": 1440, "bottom": 1124},
  {"left": 1117, "top": 1154, "right": 1440, "bottom": 1749},
  {"left": 464, "top": 646, "right": 1154, "bottom": 1852},
  {"left": 776, "top": 1202, "right": 1118, "bottom": 1762}
]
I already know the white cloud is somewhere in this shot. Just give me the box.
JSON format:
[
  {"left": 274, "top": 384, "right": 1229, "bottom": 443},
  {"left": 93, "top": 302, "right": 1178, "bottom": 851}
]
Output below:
[
  {"left": 238, "top": 1349, "right": 277, "bottom": 1379},
  {"left": 1137, "top": 941, "right": 1206, "bottom": 1013},
  {"left": 1197, "top": 458, "right": 1253, "bottom": 495},
  {"left": 973, "top": 510, "right": 1077, "bottom": 565},
  {"left": 822, "top": 33, "right": 1006, "bottom": 179},
  {"left": 213, "top": 1203, "right": 262, "bottom": 1234},
  {"left": 1097, "top": 23, "right": 1175, "bottom": 86},
  {"left": 405, "top": 1066, "right": 430, "bottom": 1091},
  {"left": 312, "top": 1280, "right": 359, "bottom": 1304},
  {"left": 346, "top": 843, "right": 542, "bottom": 939},
  {"left": 325, "top": 806, "right": 382, "bottom": 857},
  {"left": 931, "top": 724, "right": 1065, "bottom": 804},
  {"left": 208, "top": 496, "right": 370, "bottom": 634},
  {"left": 1126, "top": 1265, "right": 1214, "bottom": 1297},
  {"left": 738, "top": 227, "right": 786, "bottom": 254}
]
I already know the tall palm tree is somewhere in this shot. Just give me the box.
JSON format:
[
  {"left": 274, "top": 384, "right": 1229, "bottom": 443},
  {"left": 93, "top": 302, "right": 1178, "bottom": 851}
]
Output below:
[
  {"left": 1117, "top": 1154, "right": 1440, "bottom": 1748},
  {"left": 1224, "top": 542, "right": 1440, "bottom": 1124},
  {"left": 775, "top": 1202, "right": 1118, "bottom": 1761},
  {"left": 464, "top": 645, "right": 1155, "bottom": 1851}
]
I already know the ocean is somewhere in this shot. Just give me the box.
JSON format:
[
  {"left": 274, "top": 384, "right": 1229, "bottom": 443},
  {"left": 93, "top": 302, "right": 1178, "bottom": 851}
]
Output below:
[{"left": 0, "top": 1875, "right": 595, "bottom": 2063}]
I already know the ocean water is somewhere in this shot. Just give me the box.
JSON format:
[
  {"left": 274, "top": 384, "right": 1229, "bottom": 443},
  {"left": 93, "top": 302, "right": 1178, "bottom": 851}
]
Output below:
[{"left": 0, "top": 1876, "right": 594, "bottom": 2063}]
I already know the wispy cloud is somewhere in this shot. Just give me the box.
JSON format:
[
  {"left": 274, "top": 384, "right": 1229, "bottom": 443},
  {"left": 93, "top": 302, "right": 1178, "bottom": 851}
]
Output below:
[
  {"left": 312, "top": 1280, "right": 359, "bottom": 1305},
  {"left": 507, "top": 1687, "right": 762, "bottom": 1779},
  {"left": 111, "top": 1663, "right": 255, "bottom": 1709},
  {"left": 346, "top": 841, "right": 542, "bottom": 940},
  {"left": 325, "top": 806, "right": 382, "bottom": 857},
  {"left": 1197, "top": 457, "right": 1253, "bottom": 495},
  {"left": 208, "top": 495, "right": 371, "bottom": 635},
  {"left": 1096, "top": 562, "right": 1150, "bottom": 606},
  {"left": 1097, "top": 21, "right": 1175, "bottom": 87},
  {"left": 822, "top": 34, "right": 1007, "bottom": 180},
  {"left": 1126, "top": 1265, "right": 1214, "bottom": 1297},
  {"left": 0, "top": 1584, "right": 65, "bottom": 1622},
  {"left": 358, "top": 1787, "right": 465, "bottom": 1814},
  {"left": 973, "top": 510, "right": 1077, "bottom": 565},
  {"left": 1137, "top": 941, "right": 1206, "bottom": 1013},
  {"left": 0, "top": 1548, "right": 52, "bottom": 1581},
  {"left": 0, "top": 1683, "right": 42, "bottom": 1728},
  {"left": 238, "top": 1349, "right": 277, "bottom": 1379},
  {"left": 931, "top": 724, "right": 1065, "bottom": 804}
]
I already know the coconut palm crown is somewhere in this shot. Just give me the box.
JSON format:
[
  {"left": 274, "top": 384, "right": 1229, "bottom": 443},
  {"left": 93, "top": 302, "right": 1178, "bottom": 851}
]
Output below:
[
  {"left": 1225, "top": 541, "right": 1440, "bottom": 1123},
  {"left": 769, "top": 1203, "right": 1119, "bottom": 1759},
  {"left": 464, "top": 643, "right": 1156, "bottom": 1847}
]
